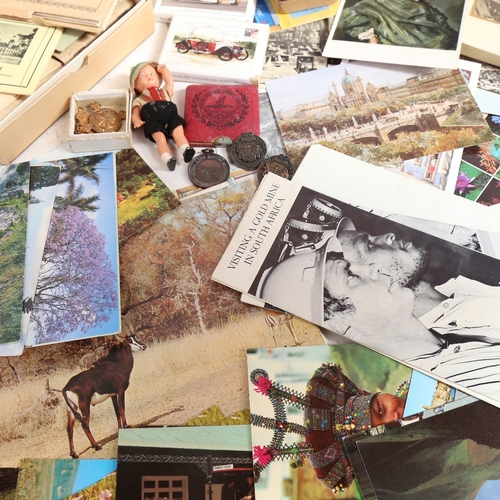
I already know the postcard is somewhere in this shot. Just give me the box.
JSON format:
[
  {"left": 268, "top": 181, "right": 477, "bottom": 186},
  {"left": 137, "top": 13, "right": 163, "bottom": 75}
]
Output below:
[
  {"left": 117, "top": 426, "right": 253, "bottom": 499},
  {"left": 265, "top": 60, "right": 493, "bottom": 170},
  {"left": 0, "top": 165, "right": 60, "bottom": 357},
  {"left": 25, "top": 153, "right": 121, "bottom": 347},
  {"left": 448, "top": 114, "right": 500, "bottom": 206},
  {"left": 352, "top": 400, "right": 500, "bottom": 499},
  {"left": 259, "top": 19, "right": 334, "bottom": 89},
  {"left": 160, "top": 15, "right": 269, "bottom": 85},
  {"left": 115, "top": 149, "right": 181, "bottom": 242},
  {"left": 0, "top": 178, "right": 324, "bottom": 468},
  {"left": 213, "top": 155, "right": 500, "bottom": 408},
  {"left": 0, "top": 162, "right": 30, "bottom": 345},
  {"left": 154, "top": 0, "right": 257, "bottom": 23},
  {"left": 15, "top": 458, "right": 116, "bottom": 500},
  {"left": 247, "top": 344, "right": 465, "bottom": 498},
  {"left": 0, "top": 19, "right": 62, "bottom": 95},
  {"left": 322, "top": 0, "right": 467, "bottom": 69}
]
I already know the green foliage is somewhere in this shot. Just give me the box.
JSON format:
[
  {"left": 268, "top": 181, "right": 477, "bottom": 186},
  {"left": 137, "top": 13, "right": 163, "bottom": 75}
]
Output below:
[
  {"left": 29, "top": 165, "right": 60, "bottom": 192},
  {"left": 63, "top": 473, "right": 116, "bottom": 500},
  {"left": 329, "top": 344, "right": 412, "bottom": 394},
  {"left": 186, "top": 406, "right": 251, "bottom": 426},
  {"left": 0, "top": 191, "right": 29, "bottom": 343},
  {"left": 119, "top": 180, "right": 257, "bottom": 340}
]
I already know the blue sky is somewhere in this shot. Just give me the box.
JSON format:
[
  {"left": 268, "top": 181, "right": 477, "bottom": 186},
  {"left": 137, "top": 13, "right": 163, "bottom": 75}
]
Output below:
[
  {"left": 71, "top": 459, "right": 117, "bottom": 494},
  {"left": 265, "top": 61, "right": 456, "bottom": 113},
  {"left": 476, "top": 480, "right": 500, "bottom": 499},
  {"left": 62, "top": 152, "right": 120, "bottom": 340}
]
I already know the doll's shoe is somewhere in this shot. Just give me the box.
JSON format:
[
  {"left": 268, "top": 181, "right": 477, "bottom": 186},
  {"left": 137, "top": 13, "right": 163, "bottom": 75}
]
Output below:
[
  {"left": 167, "top": 157, "right": 176, "bottom": 171},
  {"left": 183, "top": 147, "right": 195, "bottom": 163}
]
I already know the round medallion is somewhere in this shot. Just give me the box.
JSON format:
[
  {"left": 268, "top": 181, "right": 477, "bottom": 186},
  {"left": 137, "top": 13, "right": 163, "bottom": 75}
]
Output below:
[
  {"left": 230, "top": 132, "right": 267, "bottom": 171},
  {"left": 257, "top": 154, "right": 294, "bottom": 182},
  {"left": 188, "top": 149, "right": 230, "bottom": 189},
  {"left": 87, "top": 101, "right": 125, "bottom": 133}
]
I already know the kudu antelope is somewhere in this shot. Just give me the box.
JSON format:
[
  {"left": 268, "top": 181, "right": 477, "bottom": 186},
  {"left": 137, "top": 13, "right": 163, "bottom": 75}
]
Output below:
[{"left": 62, "top": 333, "right": 146, "bottom": 458}]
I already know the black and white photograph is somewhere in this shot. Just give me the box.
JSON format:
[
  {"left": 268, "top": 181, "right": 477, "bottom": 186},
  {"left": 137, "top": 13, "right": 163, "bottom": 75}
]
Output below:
[
  {"left": 213, "top": 167, "right": 500, "bottom": 409},
  {"left": 258, "top": 20, "right": 337, "bottom": 89},
  {"left": 473, "top": 0, "right": 500, "bottom": 23},
  {"left": 322, "top": 0, "right": 467, "bottom": 68}
]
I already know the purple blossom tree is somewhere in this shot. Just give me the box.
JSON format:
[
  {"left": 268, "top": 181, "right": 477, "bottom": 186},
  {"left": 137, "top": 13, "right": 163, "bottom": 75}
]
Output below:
[{"left": 30, "top": 206, "right": 118, "bottom": 343}]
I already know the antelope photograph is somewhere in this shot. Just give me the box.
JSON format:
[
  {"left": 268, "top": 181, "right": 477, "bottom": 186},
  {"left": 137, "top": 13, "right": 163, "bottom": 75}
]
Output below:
[
  {"left": 0, "top": 179, "right": 322, "bottom": 466},
  {"left": 63, "top": 333, "right": 146, "bottom": 459}
]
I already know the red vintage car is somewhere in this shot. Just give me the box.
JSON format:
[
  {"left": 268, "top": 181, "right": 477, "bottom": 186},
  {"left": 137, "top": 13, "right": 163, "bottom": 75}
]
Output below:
[{"left": 176, "top": 33, "right": 248, "bottom": 61}]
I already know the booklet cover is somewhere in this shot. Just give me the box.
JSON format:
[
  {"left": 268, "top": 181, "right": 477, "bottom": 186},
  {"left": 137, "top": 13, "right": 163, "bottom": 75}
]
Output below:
[
  {"left": 462, "top": 0, "right": 500, "bottom": 68},
  {"left": 247, "top": 344, "right": 462, "bottom": 499},
  {"left": 322, "top": 0, "right": 468, "bottom": 69},
  {"left": 25, "top": 153, "right": 121, "bottom": 347},
  {"left": 0, "top": 19, "right": 62, "bottom": 96},
  {"left": 264, "top": 0, "right": 340, "bottom": 30},
  {"left": 265, "top": 60, "right": 493, "bottom": 170},
  {"left": 160, "top": 15, "right": 269, "bottom": 85},
  {"left": 212, "top": 154, "right": 500, "bottom": 408}
]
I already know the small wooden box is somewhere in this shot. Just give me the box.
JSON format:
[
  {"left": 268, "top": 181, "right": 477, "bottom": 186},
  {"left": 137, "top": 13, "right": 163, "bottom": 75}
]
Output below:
[{"left": 68, "top": 89, "right": 132, "bottom": 152}]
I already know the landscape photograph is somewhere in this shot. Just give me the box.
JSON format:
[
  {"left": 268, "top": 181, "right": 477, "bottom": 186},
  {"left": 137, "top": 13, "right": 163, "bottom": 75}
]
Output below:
[
  {"left": 0, "top": 179, "right": 324, "bottom": 468},
  {"left": 266, "top": 61, "right": 493, "bottom": 170},
  {"left": 0, "top": 162, "right": 30, "bottom": 344}
]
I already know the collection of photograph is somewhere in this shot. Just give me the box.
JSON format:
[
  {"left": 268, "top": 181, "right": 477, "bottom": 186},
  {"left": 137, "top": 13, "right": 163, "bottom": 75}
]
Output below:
[{"left": 1, "top": 0, "right": 500, "bottom": 498}]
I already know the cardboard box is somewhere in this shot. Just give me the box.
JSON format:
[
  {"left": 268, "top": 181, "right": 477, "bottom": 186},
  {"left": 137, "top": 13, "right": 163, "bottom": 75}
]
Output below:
[
  {"left": 68, "top": 89, "right": 132, "bottom": 152},
  {"left": 275, "top": 0, "right": 336, "bottom": 14},
  {"left": 0, "top": 0, "right": 154, "bottom": 165}
]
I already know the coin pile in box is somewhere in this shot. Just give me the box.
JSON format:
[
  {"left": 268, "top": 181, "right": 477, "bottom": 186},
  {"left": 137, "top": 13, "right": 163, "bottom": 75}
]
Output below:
[{"left": 68, "top": 89, "right": 132, "bottom": 152}]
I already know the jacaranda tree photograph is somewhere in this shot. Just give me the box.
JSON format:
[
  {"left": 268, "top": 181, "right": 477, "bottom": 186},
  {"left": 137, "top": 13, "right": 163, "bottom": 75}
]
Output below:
[{"left": 26, "top": 153, "right": 120, "bottom": 346}]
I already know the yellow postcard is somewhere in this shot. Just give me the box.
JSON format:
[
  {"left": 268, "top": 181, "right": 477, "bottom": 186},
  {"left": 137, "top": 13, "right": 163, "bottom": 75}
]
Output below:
[{"left": 0, "top": 19, "right": 62, "bottom": 96}]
